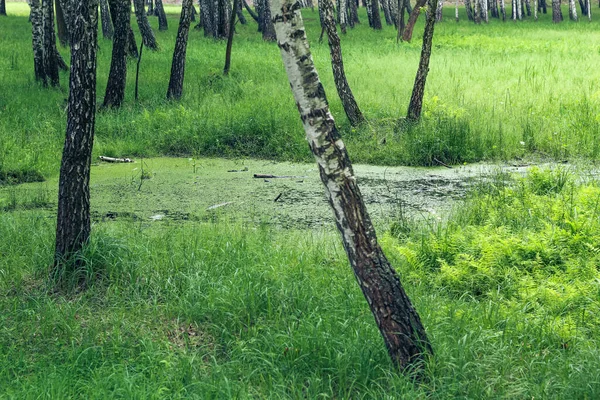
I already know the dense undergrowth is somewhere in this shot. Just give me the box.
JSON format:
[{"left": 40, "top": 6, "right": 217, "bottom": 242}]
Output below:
[
  {"left": 2, "top": 4, "right": 600, "bottom": 182},
  {"left": 2, "top": 173, "right": 600, "bottom": 397}
]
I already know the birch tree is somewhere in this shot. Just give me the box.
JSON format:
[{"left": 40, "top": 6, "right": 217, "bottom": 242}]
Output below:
[
  {"left": 99, "top": 0, "right": 114, "bottom": 38},
  {"left": 167, "top": 0, "right": 193, "bottom": 99},
  {"left": 155, "top": 0, "right": 168, "bottom": 30},
  {"left": 133, "top": 0, "right": 159, "bottom": 49},
  {"left": 30, "top": 0, "right": 45, "bottom": 81},
  {"left": 54, "top": 0, "right": 99, "bottom": 283},
  {"left": 407, "top": 0, "right": 438, "bottom": 121},
  {"left": 568, "top": 0, "right": 578, "bottom": 19},
  {"left": 42, "top": 0, "right": 60, "bottom": 86},
  {"left": 269, "top": 0, "right": 433, "bottom": 372},
  {"left": 552, "top": 0, "right": 563, "bottom": 21},
  {"left": 321, "top": 0, "right": 365, "bottom": 126}
]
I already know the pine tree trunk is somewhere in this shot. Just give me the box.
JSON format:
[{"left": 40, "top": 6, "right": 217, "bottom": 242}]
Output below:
[
  {"left": 322, "top": 0, "right": 365, "bottom": 126},
  {"left": 270, "top": 0, "right": 433, "bottom": 372},
  {"left": 402, "top": 0, "right": 427, "bottom": 41},
  {"left": 100, "top": 0, "right": 114, "bottom": 38},
  {"left": 133, "top": 0, "right": 159, "bottom": 49},
  {"left": 30, "top": 0, "right": 45, "bottom": 81},
  {"left": 54, "top": 0, "right": 99, "bottom": 281},
  {"left": 103, "top": 0, "right": 129, "bottom": 107},
  {"left": 552, "top": 0, "right": 563, "bottom": 20},
  {"left": 407, "top": 0, "right": 437, "bottom": 122},
  {"left": 55, "top": 0, "right": 69, "bottom": 47},
  {"left": 0, "top": 0, "right": 6, "bottom": 16},
  {"left": 42, "top": 0, "right": 60, "bottom": 86},
  {"left": 155, "top": 0, "right": 168, "bottom": 30},
  {"left": 167, "top": 0, "right": 193, "bottom": 99}
]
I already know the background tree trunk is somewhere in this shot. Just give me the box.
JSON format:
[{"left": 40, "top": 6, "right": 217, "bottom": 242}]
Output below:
[
  {"left": 261, "top": 0, "right": 277, "bottom": 40},
  {"left": 367, "top": 0, "right": 383, "bottom": 28},
  {"left": 100, "top": 0, "right": 114, "bottom": 38},
  {"left": 155, "top": 0, "right": 168, "bottom": 30},
  {"left": 407, "top": 0, "right": 437, "bottom": 121},
  {"left": 103, "top": 0, "right": 129, "bottom": 107},
  {"left": 224, "top": 0, "right": 238, "bottom": 75},
  {"left": 552, "top": 0, "right": 563, "bottom": 20},
  {"left": 0, "top": 0, "right": 6, "bottom": 16},
  {"left": 270, "top": 0, "right": 433, "bottom": 372},
  {"left": 402, "top": 0, "right": 427, "bottom": 42},
  {"left": 55, "top": 0, "right": 69, "bottom": 46},
  {"left": 569, "top": 0, "right": 578, "bottom": 19},
  {"left": 322, "top": 0, "right": 365, "bottom": 126},
  {"left": 42, "top": 0, "right": 60, "bottom": 86},
  {"left": 54, "top": 0, "right": 99, "bottom": 283},
  {"left": 167, "top": 0, "right": 193, "bottom": 99},
  {"left": 435, "top": 0, "right": 444, "bottom": 20},
  {"left": 30, "top": 0, "right": 45, "bottom": 81},
  {"left": 133, "top": 0, "right": 159, "bottom": 49}
]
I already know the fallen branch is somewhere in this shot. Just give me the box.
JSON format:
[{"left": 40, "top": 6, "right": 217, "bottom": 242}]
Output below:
[
  {"left": 433, "top": 158, "right": 452, "bottom": 169},
  {"left": 253, "top": 174, "right": 308, "bottom": 179},
  {"left": 99, "top": 156, "right": 134, "bottom": 163},
  {"left": 206, "top": 201, "right": 232, "bottom": 210}
]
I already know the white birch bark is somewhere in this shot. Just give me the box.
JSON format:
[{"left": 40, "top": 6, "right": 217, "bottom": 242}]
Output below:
[
  {"left": 534, "top": 0, "right": 537, "bottom": 18},
  {"left": 455, "top": 0, "right": 459, "bottom": 20},
  {"left": 569, "top": 0, "right": 578, "bottom": 19},
  {"left": 269, "top": 0, "right": 433, "bottom": 371},
  {"left": 587, "top": 0, "right": 590, "bottom": 20},
  {"left": 517, "top": 0, "right": 522, "bottom": 18}
]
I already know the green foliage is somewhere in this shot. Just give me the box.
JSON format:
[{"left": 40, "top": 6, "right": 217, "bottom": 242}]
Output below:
[{"left": 391, "top": 168, "right": 600, "bottom": 345}]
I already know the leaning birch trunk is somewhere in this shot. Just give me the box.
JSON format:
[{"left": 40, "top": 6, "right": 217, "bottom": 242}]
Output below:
[
  {"left": 321, "top": 0, "right": 365, "bottom": 126},
  {"left": 167, "top": 0, "right": 193, "bottom": 99},
  {"left": 270, "top": 0, "right": 433, "bottom": 372},
  {"left": 54, "top": 0, "right": 99, "bottom": 282},
  {"left": 402, "top": 0, "right": 427, "bottom": 41},
  {"left": 406, "top": 0, "right": 438, "bottom": 122},
  {"left": 133, "top": 0, "right": 159, "bottom": 49}
]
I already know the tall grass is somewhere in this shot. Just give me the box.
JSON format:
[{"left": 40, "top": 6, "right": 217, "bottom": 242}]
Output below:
[{"left": 2, "top": 4, "right": 600, "bottom": 180}]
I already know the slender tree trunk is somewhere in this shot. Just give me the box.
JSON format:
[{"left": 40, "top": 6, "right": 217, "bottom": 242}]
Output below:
[
  {"left": 54, "top": 0, "right": 99, "bottom": 282},
  {"left": 524, "top": 0, "right": 531, "bottom": 14},
  {"left": 30, "top": 0, "right": 45, "bottom": 81},
  {"left": 349, "top": 0, "right": 359, "bottom": 25},
  {"left": 482, "top": 0, "right": 489, "bottom": 20},
  {"left": 322, "top": 0, "right": 365, "bottom": 126},
  {"left": 578, "top": 0, "right": 587, "bottom": 15},
  {"left": 261, "top": 0, "right": 277, "bottom": 40},
  {"left": 402, "top": 0, "right": 427, "bottom": 41},
  {"left": 534, "top": 0, "right": 538, "bottom": 18},
  {"left": 552, "top": 0, "right": 563, "bottom": 20},
  {"left": 155, "top": 0, "right": 168, "bottom": 30},
  {"left": 473, "top": 0, "right": 480, "bottom": 22},
  {"left": 100, "top": 0, "right": 114, "bottom": 38},
  {"left": 455, "top": 0, "right": 459, "bottom": 20},
  {"left": 367, "top": 0, "right": 383, "bottom": 28},
  {"left": 167, "top": 0, "right": 193, "bottom": 99},
  {"left": 569, "top": 0, "right": 578, "bottom": 18},
  {"left": 465, "top": 0, "right": 474, "bottom": 19},
  {"left": 0, "top": 0, "right": 6, "bottom": 16},
  {"left": 148, "top": 0, "right": 154, "bottom": 13},
  {"left": 127, "top": 24, "right": 139, "bottom": 58},
  {"left": 236, "top": 0, "right": 247, "bottom": 23},
  {"left": 103, "top": 0, "right": 129, "bottom": 107},
  {"left": 270, "top": 0, "right": 433, "bottom": 372},
  {"left": 340, "top": 0, "right": 348, "bottom": 32},
  {"left": 133, "top": 0, "right": 159, "bottom": 49},
  {"left": 540, "top": 0, "right": 547, "bottom": 13},
  {"left": 224, "top": 0, "right": 237, "bottom": 75},
  {"left": 407, "top": 0, "right": 437, "bottom": 122},
  {"left": 435, "top": 0, "right": 443, "bottom": 20},
  {"left": 242, "top": 0, "right": 259, "bottom": 21},
  {"left": 501, "top": 0, "right": 506, "bottom": 18},
  {"left": 516, "top": 0, "right": 522, "bottom": 18},
  {"left": 200, "top": 0, "right": 213, "bottom": 35},
  {"left": 381, "top": 0, "right": 394, "bottom": 24},
  {"left": 55, "top": 0, "right": 69, "bottom": 47},
  {"left": 41, "top": 0, "right": 60, "bottom": 86},
  {"left": 586, "top": 0, "right": 590, "bottom": 20}
]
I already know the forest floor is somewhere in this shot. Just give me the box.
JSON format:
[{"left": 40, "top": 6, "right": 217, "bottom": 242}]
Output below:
[{"left": 2, "top": 2, "right": 600, "bottom": 399}]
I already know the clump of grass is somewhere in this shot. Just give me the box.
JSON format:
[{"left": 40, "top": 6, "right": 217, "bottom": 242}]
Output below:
[{"left": 390, "top": 167, "right": 600, "bottom": 344}]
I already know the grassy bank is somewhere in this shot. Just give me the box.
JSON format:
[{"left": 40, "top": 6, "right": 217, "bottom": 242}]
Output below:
[
  {"left": 2, "top": 168, "right": 600, "bottom": 397},
  {"left": 2, "top": 4, "right": 600, "bottom": 182}
]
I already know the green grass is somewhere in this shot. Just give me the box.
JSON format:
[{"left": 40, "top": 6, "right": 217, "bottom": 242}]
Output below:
[{"left": 2, "top": 3, "right": 600, "bottom": 181}]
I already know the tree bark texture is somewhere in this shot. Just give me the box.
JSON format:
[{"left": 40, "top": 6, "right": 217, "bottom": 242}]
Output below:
[
  {"left": 366, "top": 0, "right": 383, "bottom": 28},
  {"left": 261, "top": 0, "right": 277, "bottom": 40},
  {"left": 224, "top": 0, "right": 238, "bottom": 75},
  {"left": 236, "top": 0, "right": 247, "bottom": 23},
  {"left": 435, "top": 0, "right": 443, "bottom": 20},
  {"left": 321, "top": 0, "right": 365, "bottom": 126},
  {"left": 402, "top": 0, "right": 427, "bottom": 42},
  {"left": 407, "top": 0, "right": 437, "bottom": 122},
  {"left": 54, "top": 0, "right": 99, "bottom": 278},
  {"left": 569, "top": 0, "right": 578, "bottom": 18},
  {"left": 133, "top": 0, "right": 159, "bottom": 49},
  {"left": 167, "top": 0, "right": 193, "bottom": 99},
  {"left": 103, "top": 0, "right": 129, "bottom": 107},
  {"left": 465, "top": 0, "right": 474, "bottom": 19},
  {"left": 30, "top": 0, "right": 45, "bottom": 81},
  {"left": 127, "top": 24, "right": 140, "bottom": 58},
  {"left": 552, "top": 0, "right": 563, "bottom": 20},
  {"left": 381, "top": 0, "right": 394, "bottom": 24},
  {"left": 55, "top": 0, "right": 69, "bottom": 47},
  {"left": 100, "top": 0, "right": 114, "bottom": 38},
  {"left": 42, "top": 0, "right": 60, "bottom": 86},
  {"left": 270, "top": 0, "right": 433, "bottom": 372},
  {"left": 155, "top": 0, "right": 168, "bottom": 30}
]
